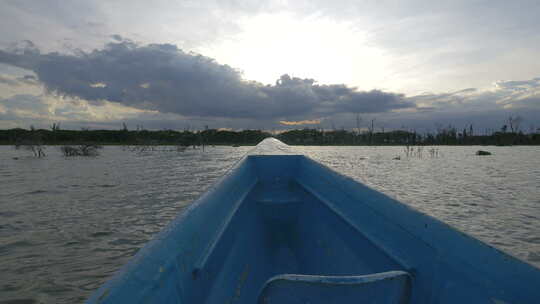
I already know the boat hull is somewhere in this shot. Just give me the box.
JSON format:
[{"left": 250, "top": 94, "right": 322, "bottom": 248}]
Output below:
[{"left": 87, "top": 145, "right": 540, "bottom": 303}]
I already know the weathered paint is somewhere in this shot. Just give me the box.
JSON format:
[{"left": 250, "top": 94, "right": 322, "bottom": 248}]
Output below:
[{"left": 87, "top": 138, "right": 540, "bottom": 304}]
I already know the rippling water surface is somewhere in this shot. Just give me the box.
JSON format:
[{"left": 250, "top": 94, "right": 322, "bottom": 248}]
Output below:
[{"left": 1, "top": 145, "right": 539, "bottom": 303}]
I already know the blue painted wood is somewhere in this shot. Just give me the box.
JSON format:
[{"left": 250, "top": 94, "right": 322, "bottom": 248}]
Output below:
[{"left": 87, "top": 138, "right": 540, "bottom": 304}]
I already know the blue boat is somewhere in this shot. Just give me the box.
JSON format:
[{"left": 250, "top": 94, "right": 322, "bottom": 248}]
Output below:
[{"left": 87, "top": 138, "right": 540, "bottom": 303}]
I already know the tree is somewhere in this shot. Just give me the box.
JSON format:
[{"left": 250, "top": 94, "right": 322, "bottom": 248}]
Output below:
[
  {"left": 355, "top": 113, "right": 362, "bottom": 135},
  {"left": 368, "top": 118, "right": 375, "bottom": 145},
  {"left": 508, "top": 115, "right": 523, "bottom": 133},
  {"left": 50, "top": 122, "right": 60, "bottom": 131}
]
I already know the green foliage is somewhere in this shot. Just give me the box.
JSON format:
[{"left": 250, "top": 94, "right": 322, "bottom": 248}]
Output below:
[
  {"left": 0, "top": 128, "right": 272, "bottom": 146},
  {"left": 0, "top": 127, "right": 539, "bottom": 146},
  {"left": 276, "top": 128, "right": 540, "bottom": 146}
]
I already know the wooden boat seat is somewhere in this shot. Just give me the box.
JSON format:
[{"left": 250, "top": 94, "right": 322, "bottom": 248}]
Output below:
[{"left": 257, "top": 270, "right": 411, "bottom": 304}]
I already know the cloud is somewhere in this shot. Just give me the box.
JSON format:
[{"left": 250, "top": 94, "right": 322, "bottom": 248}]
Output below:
[
  {"left": 380, "top": 77, "right": 540, "bottom": 132},
  {"left": 279, "top": 1, "right": 540, "bottom": 94},
  {"left": 0, "top": 91, "right": 271, "bottom": 130},
  {"left": 0, "top": 94, "right": 49, "bottom": 114},
  {"left": 0, "top": 41, "right": 415, "bottom": 121},
  {"left": 0, "top": 1, "right": 272, "bottom": 53},
  {"left": 110, "top": 34, "right": 123, "bottom": 42},
  {"left": 2, "top": 1, "right": 540, "bottom": 98},
  {"left": 279, "top": 119, "right": 321, "bottom": 126},
  {"left": 495, "top": 78, "right": 540, "bottom": 91},
  {"left": 0, "top": 92, "right": 153, "bottom": 128},
  {"left": 0, "top": 94, "right": 57, "bottom": 129},
  {"left": 409, "top": 77, "right": 540, "bottom": 112},
  {"left": 0, "top": 73, "right": 39, "bottom": 87},
  {"left": 2, "top": 74, "right": 539, "bottom": 132},
  {"left": 0, "top": 74, "right": 19, "bottom": 86}
]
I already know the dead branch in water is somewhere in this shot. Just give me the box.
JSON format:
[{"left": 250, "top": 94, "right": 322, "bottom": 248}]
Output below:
[
  {"left": 60, "top": 144, "right": 102, "bottom": 156},
  {"left": 14, "top": 126, "right": 46, "bottom": 157}
]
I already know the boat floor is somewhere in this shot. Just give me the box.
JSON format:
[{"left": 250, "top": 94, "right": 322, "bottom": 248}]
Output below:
[{"left": 198, "top": 180, "right": 409, "bottom": 303}]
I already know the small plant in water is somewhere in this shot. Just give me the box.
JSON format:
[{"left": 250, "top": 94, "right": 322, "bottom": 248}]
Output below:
[
  {"left": 14, "top": 126, "right": 46, "bottom": 158},
  {"left": 403, "top": 145, "right": 425, "bottom": 158},
  {"left": 403, "top": 145, "right": 413, "bottom": 158},
  {"left": 60, "top": 144, "right": 102, "bottom": 156},
  {"left": 415, "top": 146, "right": 424, "bottom": 158},
  {"left": 428, "top": 148, "right": 440, "bottom": 158},
  {"left": 15, "top": 140, "right": 46, "bottom": 157}
]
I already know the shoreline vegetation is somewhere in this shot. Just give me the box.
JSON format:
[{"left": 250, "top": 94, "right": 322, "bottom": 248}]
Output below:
[{"left": 1, "top": 126, "right": 539, "bottom": 148}]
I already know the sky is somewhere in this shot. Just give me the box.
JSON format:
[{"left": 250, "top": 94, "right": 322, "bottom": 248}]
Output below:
[{"left": 0, "top": 0, "right": 539, "bottom": 132}]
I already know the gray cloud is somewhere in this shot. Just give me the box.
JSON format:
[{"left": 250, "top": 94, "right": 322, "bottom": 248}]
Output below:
[
  {"left": 0, "top": 92, "right": 277, "bottom": 131},
  {"left": 0, "top": 1, "right": 272, "bottom": 52},
  {"left": 391, "top": 76, "right": 540, "bottom": 132},
  {"left": 2, "top": 1, "right": 539, "bottom": 96},
  {"left": 0, "top": 73, "right": 39, "bottom": 87},
  {"left": 290, "top": 1, "right": 540, "bottom": 52},
  {"left": 495, "top": 78, "right": 540, "bottom": 91},
  {"left": 0, "top": 74, "right": 19, "bottom": 86},
  {"left": 0, "top": 41, "right": 414, "bottom": 120},
  {"left": 409, "top": 82, "right": 540, "bottom": 113},
  {"left": 283, "top": 1, "right": 540, "bottom": 93},
  {"left": 2, "top": 77, "right": 540, "bottom": 132},
  {"left": 0, "top": 94, "right": 52, "bottom": 127}
]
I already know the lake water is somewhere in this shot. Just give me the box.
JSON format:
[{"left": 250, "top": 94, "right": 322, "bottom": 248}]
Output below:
[{"left": 1, "top": 145, "right": 539, "bottom": 303}]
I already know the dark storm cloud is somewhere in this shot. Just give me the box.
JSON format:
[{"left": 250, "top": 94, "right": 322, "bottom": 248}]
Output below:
[{"left": 0, "top": 41, "right": 414, "bottom": 119}]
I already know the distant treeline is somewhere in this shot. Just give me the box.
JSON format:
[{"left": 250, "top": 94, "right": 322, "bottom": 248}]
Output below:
[
  {"left": 0, "top": 128, "right": 270, "bottom": 146},
  {"left": 277, "top": 128, "right": 540, "bottom": 145},
  {"left": 1, "top": 127, "right": 539, "bottom": 146}
]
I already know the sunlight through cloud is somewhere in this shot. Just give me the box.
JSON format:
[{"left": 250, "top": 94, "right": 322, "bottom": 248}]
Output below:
[{"left": 198, "top": 12, "right": 392, "bottom": 90}]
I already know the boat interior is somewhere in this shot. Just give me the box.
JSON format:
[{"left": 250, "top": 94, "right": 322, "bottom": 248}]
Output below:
[
  {"left": 194, "top": 155, "right": 410, "bottom": 304},
  {"left": 89, "top": 153, "right": 540, "bottom": 304}
]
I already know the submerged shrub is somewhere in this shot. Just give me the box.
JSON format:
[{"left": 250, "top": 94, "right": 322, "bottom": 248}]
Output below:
[
  {"left": 476, "top": 150, "right": 492, "bottom": 156},
  {"left": 60, "top": 144, "right": 102, "bottom": 157}
]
